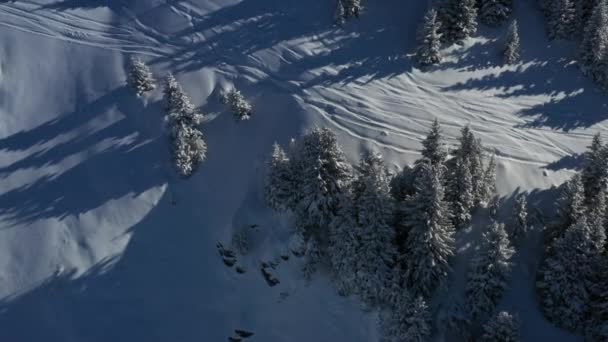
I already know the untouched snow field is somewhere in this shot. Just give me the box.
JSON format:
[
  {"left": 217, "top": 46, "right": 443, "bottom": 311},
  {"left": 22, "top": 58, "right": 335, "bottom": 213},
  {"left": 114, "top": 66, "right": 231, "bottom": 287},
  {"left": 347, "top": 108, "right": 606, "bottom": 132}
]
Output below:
[{"left": 0, "top": 0, "right": 603, "bottom": 340}]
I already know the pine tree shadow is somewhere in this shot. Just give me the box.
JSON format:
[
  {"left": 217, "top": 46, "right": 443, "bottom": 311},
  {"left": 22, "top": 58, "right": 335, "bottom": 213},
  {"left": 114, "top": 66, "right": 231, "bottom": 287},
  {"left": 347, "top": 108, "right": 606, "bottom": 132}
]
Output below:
[
  {"left": 0, "top": 86, "right": 167, "bottom": 227},
  {"left": 38, "top": 0, "right": 134, "bottom": 11},
  {"left": 0, "top": 190, "right": 237, "bottom": 342},
  {"left": 543, "top": 153, "right": 584, "bottom": 171},
  {"left": 147, "top": 0, "right": 428, "bottom": 87}
]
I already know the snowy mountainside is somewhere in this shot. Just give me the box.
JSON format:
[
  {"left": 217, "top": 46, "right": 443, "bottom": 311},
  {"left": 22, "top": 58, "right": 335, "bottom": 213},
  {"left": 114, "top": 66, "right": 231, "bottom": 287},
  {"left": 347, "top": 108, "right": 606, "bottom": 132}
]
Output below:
[{"left": 0, "top": 0, "right": 602, "bottom": 340}]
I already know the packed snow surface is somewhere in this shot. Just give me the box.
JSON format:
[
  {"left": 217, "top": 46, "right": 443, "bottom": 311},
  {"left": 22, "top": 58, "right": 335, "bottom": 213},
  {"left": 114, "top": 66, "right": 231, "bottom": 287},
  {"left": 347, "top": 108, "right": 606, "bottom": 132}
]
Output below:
[{"left": 0, "top": 0, "right": 602, "bottom": 340}]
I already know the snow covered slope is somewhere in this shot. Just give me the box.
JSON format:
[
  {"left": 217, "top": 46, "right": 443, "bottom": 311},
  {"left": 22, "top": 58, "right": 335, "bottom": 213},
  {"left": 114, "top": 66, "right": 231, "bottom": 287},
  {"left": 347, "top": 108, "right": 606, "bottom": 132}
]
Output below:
[{"left": 0, "top": 0, "right": 602, "bottom": 340}]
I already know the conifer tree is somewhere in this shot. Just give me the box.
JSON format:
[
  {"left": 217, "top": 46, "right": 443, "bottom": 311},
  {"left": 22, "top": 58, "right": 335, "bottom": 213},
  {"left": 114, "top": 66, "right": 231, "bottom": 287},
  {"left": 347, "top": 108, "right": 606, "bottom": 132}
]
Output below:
[
  {"left": 582, "top": 133, "right": 608, "bottom": 205},
  {"left": 546, "top": 0, "right": 577, "bottom": 40},
  {"left": 512, "top": 193, "right": 528, "bottom": 244},
  {"left": 442, "top": 0, "right": 478, "bottom": 43},
  {"left": 575, "top": 0, "right": 601, "bottom": 37},
  {"left": 579, "top": 0, "right": 608, "bottom": 85},
  {"left": 334, "top": 0, "right": 346, "bottom": 25},
  {"left": 449, "top": 156, "right": 474, "bottom": 229},
  {"left": 587, "top": 256, "right": 608, "bottom": 341},
  {"left": 293, "top": 128, "right": 352, "bottom": 243},
  {"left": 127, "top": 56, "right": 156, "bottom": 96},
  {"left": 503, "top": 20, "right": 521, "bottom": 64},
  {"left": 221, "top": 89, "right": 252, "bottom": 121},
  {"left": 481, "top": 153, "right": 497, "bottom": 205},
  {"left": 481, "top": 311, "right": 521, "bottom": 342},
  {"left": 381, "top": 293, "right": 432, "bottom": 342},
  {"left": 265, "top": 143, "right": 296, "bottom": 212},
  {"left": 555, "top": 174, "right": 585, "bottom": 239},
  {"left": 404, "top": 162, "right": 455, "bottom": 297},
  {"left": 465, "top": 222, "right": 514, "bottom": 321},
  {"left": 352, "top": 153, "right": 397, "bottom": 305},
  {"left": 416, "top": 9, "right": 443, "bottom": 66},
  {"left": 421, "top": 119, "right": 448, "bottom": 166},
  {"left": 450, "top": 126, "right": 486, "bottom": 206},
  {"left": 336, "top": 0, "right": 361, "bottom": 23},
  {"left": 328, "top": 192, "right": 359, "bottom": 295},
  {"left": 537, "top": 217, "right": 594, "bottom": 332},
  {"left": 163, "top": 74, "right": 206, "bottom": 177},
  {"left": 479, "top": 0, "right": 513, "bottom": 26},
  {"left": 587, "top": 192, "right": 607, "bottom": 252}
]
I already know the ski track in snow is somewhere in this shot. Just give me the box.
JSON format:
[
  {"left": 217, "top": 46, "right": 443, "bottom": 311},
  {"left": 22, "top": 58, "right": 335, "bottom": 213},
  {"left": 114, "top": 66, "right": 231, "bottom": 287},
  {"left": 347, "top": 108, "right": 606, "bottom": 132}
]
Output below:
[{"left": 0, "top": 1, "right": 602, "bottom": 341}]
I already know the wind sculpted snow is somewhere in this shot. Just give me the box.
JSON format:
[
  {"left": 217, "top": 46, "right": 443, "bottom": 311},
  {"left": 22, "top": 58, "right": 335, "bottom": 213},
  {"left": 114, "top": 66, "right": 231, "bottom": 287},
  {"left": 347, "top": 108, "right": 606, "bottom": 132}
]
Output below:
[{"left": 0, "top": 0, "right": 602, "bottom": 341}]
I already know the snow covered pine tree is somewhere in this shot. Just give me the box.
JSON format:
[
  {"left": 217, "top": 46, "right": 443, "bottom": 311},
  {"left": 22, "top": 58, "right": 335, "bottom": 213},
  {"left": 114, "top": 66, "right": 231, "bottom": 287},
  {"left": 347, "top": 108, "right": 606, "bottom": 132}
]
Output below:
[
  {"left": 441, "top": 0, "right": 478, "bottom": 43},
  {"left": 503, "top": 20, "right": 521, "bottom": 64},
  {"left": 511, "top": 193, "right": 528, "bottom": 244},
  {"left": 221, "top": 88, "right": 252, "bottom": 121},
  {"left": 127, "top": 56, "right": 156, "bottom": 96},
  {"left": 465, "top": 222, "right": 514, "bottom": 322},
  {"left": 404, "top": 162, "right": 455, "bottom": 297},
  {"left": 351, "top": 152, "right": 397, "bottom": 305},
  {"left": 265, "top": 143, "right": 296, "bottom": 212},
  {"left": 479, "top": 0, "right": 513, "bottom": 26},
  {"left": 416, "top": 9, "right": 443, "bottom": 66},
  {"left": 163, "top": 73, "right": 206, "bottom": 177},
  {"left": 537, "top": 217, "right": 594, "bottom": 332},
  {"left": 381, "top": 293, "right": 432, "bottom": 342},
  {"left": 481, "top": 311, "right": 520, "bottom": 342}
]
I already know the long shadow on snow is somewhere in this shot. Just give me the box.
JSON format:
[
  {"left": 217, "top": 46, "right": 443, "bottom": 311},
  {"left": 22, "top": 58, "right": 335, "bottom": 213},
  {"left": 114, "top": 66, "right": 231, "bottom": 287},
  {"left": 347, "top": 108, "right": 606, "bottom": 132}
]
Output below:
[
  {"left": 441, "top": 39, "right": 608, "bottom": 131},
  {"left": 38, "top": 0, "right": 135, "bottom": 11},
  {"left": 0, "top": 87, "right": 167, "bottom": 226},
  {"left": 152, "top": 0, "right": 427, "bottom": 87},
  {"left": 0, "top": 78, "right": 306, "bottom": 342},
  {"left": 151, "top": 0, "right": 331, "bottom": 74}
]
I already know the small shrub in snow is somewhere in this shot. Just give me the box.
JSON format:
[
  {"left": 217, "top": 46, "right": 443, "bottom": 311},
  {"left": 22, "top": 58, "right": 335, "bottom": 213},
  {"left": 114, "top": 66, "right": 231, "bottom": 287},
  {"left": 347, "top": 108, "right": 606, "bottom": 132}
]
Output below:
[
  {"left": 503, "top": 20, "right": 521, "bottom": 64},
  {"left": 127, "top": 56, "right": 156, "bottom": 96},
  {"left": 481, "top": 311, "right": 520, "bottom": 342},
  {"left": 221, "top": 89, "right": 252, "bottom": 121}
]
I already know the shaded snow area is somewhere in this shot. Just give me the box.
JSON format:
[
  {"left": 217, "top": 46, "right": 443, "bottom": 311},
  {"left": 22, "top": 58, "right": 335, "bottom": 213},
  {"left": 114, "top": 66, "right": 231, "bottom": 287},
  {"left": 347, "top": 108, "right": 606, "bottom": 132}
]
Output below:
[{"left": 0, "top": 0, "right": 603, "bottom": 340}]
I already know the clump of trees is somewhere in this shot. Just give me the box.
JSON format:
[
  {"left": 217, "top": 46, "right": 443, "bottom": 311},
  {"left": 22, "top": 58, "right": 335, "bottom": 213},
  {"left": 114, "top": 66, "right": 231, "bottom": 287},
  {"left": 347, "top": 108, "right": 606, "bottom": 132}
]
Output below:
[
  {"left": 537, "top": 133, "right": 608, "bottom": 335},
  {"left": 265, "top": 121, "right": 497, "bottom": 340},
  {"left": 542, "top": 0, "right": 608, "bottom": 90},
  {"left": 163, "top": 74, "right": 206, "bottom": 177}
]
